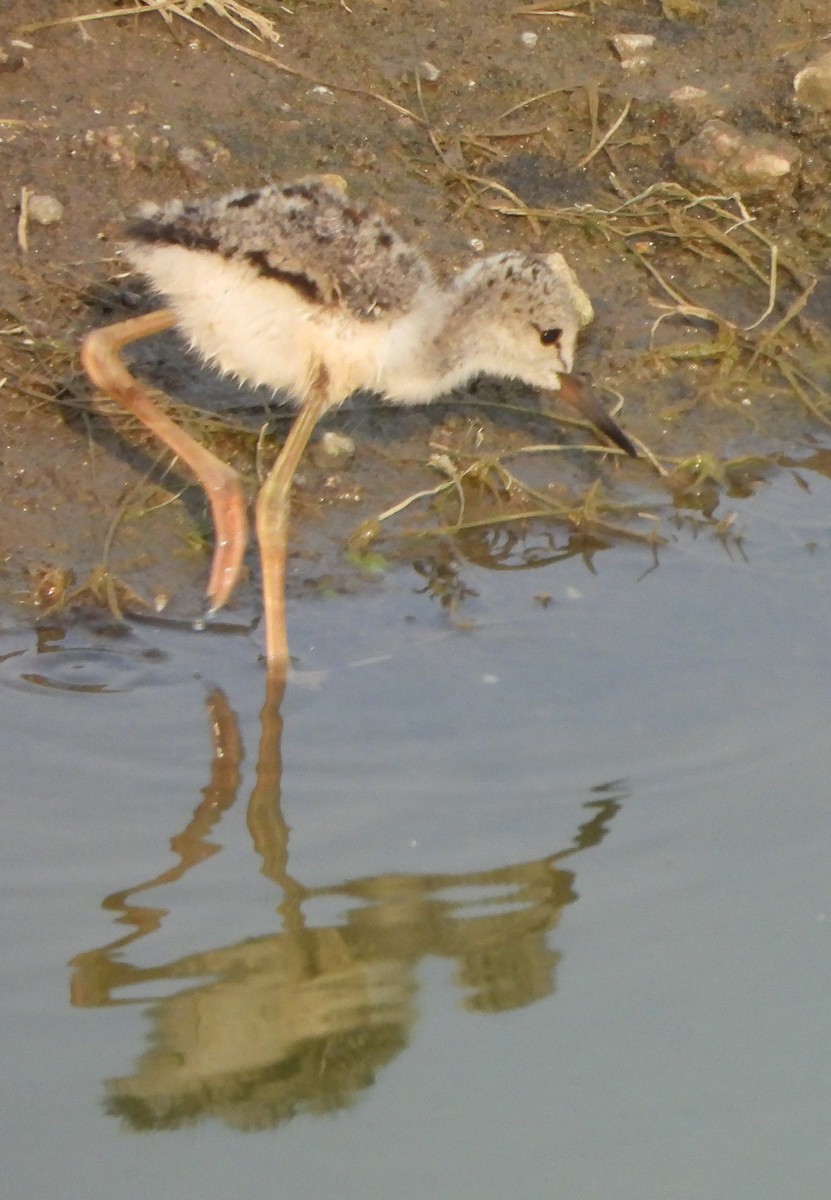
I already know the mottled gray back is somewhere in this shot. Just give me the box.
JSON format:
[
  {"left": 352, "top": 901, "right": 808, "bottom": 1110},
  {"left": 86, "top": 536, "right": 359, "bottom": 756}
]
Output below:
[{"left": 127, "top": 178, "right": 434, "bottom": 320}]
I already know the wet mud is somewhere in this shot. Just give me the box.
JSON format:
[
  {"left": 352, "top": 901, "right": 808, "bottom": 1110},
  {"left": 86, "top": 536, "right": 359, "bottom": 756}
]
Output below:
[{"left": 1, "top": 0, "right": 830, "bottom": 628}]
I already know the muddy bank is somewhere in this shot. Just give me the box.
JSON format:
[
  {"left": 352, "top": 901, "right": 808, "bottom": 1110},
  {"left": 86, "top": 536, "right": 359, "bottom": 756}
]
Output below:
[{"left": 1, "top": 0, "right": 830, "bottom": 628}]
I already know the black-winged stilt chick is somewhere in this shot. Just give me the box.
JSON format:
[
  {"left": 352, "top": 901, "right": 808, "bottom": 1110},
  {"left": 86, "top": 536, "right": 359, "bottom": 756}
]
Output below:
[{"left": 81, "top": 176, "right": 636, "bottom": 676}]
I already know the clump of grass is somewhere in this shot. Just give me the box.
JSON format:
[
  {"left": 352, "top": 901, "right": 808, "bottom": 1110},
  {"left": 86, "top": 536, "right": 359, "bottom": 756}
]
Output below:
[
  {"left": 27, "top": 561, "right": 150, "bottom": 619},
  {"left": 349, "top": 443, "right": 666, "bottom": 565},
  {"left": 23, "top": 1, "right": 282, "bottom": 47},
  {"left": 0, "top": 305, "right": 82, "bottom": 414}
]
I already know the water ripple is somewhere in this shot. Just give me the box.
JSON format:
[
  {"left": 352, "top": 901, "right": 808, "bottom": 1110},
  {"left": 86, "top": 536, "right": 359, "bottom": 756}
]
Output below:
[{"left": 0, "top": 634, "right": 179, "bottom": 696}]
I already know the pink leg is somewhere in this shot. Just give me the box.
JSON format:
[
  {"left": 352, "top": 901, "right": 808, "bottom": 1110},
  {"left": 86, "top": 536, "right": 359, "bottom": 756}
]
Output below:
[
  {"left": 255, "top": 368, "right": 331, "bottom": 676},
  {"left": 81, "top": 310, "right": 249, "bottom": 614}
]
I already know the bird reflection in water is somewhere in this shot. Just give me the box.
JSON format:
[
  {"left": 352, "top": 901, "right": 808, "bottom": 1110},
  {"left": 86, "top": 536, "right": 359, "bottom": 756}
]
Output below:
[{"left": 69, "top": 678, "right": 626, "bottom": 1131}]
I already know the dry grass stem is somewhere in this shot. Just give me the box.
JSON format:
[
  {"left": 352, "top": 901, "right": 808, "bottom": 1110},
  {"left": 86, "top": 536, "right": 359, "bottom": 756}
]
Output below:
[
  {"left": 23, "top": 0, "right": 282, "bottom": 44},
  {"left": 16, "top": 186, "right": 30, "bottom": 253},
  {"left": 576, "top": 97, "right": 631, "bottom": 169}
]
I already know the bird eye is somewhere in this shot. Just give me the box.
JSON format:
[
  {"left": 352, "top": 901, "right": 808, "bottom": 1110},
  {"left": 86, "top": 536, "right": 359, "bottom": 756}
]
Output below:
[{"left": 539, "top": 328, "right": 562, "bottom": 347}]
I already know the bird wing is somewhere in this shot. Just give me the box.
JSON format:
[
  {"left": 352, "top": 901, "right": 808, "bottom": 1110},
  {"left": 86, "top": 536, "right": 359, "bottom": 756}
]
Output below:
[{"left": 127, "top": 178, "right": 435, "bottom": 321}]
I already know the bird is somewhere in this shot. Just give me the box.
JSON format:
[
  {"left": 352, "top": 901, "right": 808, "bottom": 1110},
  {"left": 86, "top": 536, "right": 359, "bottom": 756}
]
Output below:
[{"left": 81, "top": 175, "right": 636, "bottom": 677}]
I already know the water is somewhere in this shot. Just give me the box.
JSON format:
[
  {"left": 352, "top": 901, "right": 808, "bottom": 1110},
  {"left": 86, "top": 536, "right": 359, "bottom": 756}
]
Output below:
[{"left": 2, "top": 465, "right": 831, "bottom": 1199}]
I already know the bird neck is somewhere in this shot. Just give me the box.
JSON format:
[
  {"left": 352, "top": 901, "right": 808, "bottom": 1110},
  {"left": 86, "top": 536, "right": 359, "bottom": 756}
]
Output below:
[
  {"left": 376, "top": 269, "right": 513, "bottom": 404},
  {"left": 423, "top": 270, "right": 509, "bottom": 392}
]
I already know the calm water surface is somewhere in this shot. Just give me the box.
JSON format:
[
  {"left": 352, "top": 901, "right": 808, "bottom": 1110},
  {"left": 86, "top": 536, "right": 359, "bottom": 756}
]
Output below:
[{"left": 2, "top": 466, "right": 831, "bottom": 1200}]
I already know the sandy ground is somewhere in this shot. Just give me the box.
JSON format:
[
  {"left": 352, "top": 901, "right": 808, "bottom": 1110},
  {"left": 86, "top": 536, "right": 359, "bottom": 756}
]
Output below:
[{"left": 1, "top": 0, "right": 830, "bottom": 627}]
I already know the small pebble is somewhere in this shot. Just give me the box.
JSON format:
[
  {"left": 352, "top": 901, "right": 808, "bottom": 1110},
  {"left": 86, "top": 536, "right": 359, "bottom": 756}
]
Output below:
[
  {"left": 669, "top": 85, "right": 709, "bottom": 106},
  {"left": 520, "top": 31, "right": 538, "bottom": 48},
  {"left": 0, "top": 42, "right": 27, "bottom": 71},
  {"left": 794, "top": 50, "right": 831, "bottom": 111},
  {"left": 176, "top": 140, "right": 231, "bottom": 177},
  {"left": 317, "top": 431, "right": 356, "bottom": 463},
  {"left": 27, "top": 193, "right": 64, "bottom": 226},
  {"left": 418, "top": 60, "right": 441, "bottom": 82},
  {"left": 611, "top": 32, "right": 656, "bottom": 70},
  {"left": 675, "top": 119, "right": 800, "bottom": 192}
]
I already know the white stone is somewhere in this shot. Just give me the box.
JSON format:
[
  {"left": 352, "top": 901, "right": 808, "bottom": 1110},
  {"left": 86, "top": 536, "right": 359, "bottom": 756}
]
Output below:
[
  {"left": 27, "top": 193, "right": 64, "bottom": 225},
  {"left": 794, "top": 50, "right": 831, "bottom": 111},
  {"left": 611, "top": 32, "right": 656, "bottom": 69},
  {"left": 675, "top": 119, "right": 800, "bottom": 192},
  {"left": 319, "top": 431, "right": 356, "bottom": 462},
  {"left": 669, "top": 85, "right": 708, "bottom": 105}
]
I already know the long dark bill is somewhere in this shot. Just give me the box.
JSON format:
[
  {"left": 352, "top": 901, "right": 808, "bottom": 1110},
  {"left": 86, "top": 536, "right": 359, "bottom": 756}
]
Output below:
[{"left": 553, "top": 374, "right": 638, "bottom": 458}]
